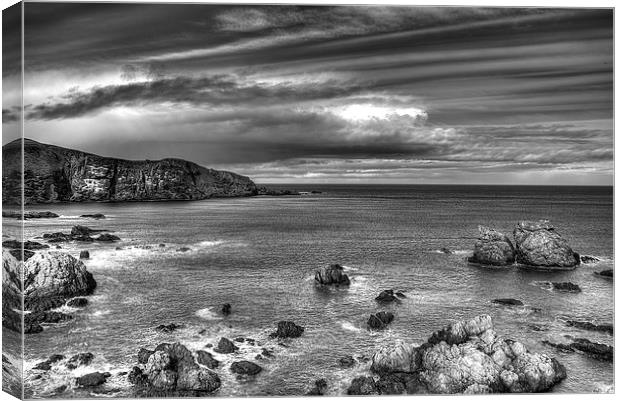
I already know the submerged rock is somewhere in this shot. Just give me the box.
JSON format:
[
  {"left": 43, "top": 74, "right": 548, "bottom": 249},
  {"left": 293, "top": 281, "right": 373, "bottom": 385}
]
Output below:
[
  {"left": 492, "top": 298, "right": 524, "bottom": 306},
  {"left": 214, "top": 337, "right": 238, "bottom": 354},
  {"left": 156, "top": 323, "right": 182, "bottom": 333},
  {"left": 595, "top": 269, "right": 613, "bottom": 278},
  {"left": 270, "top": 321, "right": 305, "bottom": 338},
  {"left": 543, "top": 338, "right": 613, "bottom": 361},
  {"left": 565, "top": 320, "right": 613, "bottom": 335},
  {"left": 67, "top": 352, "right": 95, "bottom": 369},
  {"left": 221, "top": 303, "right": 231, "bottom": 316},
  {"left": 80, "top": 214, "right": 106, "bottom": 219},
  {"left": 96, "top": 233, "right": 121, "bottom": 242},
  {"left": 230, "top": 361, "right": 262, "bottom": 376},
  {"left": 314, "top": 264, "right": 350, "bottom": 286},
  {"left": 468, "top": 226, "right": 515, "bottom": 266},
  {"left": 339, "top": 355, "right": 356, "bottom": 367},
  {"left": 513, "top": 220, "right": 580, "bottom": 268},
  {"left": 368, "top": 312, "right": 394, "bottom": 330}
]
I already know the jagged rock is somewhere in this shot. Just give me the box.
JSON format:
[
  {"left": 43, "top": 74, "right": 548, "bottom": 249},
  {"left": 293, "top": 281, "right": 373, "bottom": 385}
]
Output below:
[
  {"left": 77, "top": 372, "right": 110, "bottom": 387},
  {"left": 79, "top": 250, "right": 90, "bottom": 259},
  {"left": 9, "top": 249, "right": 35, "bottom": 261},
  {"left": 33, "top": 354, "right": 65, "bottom": 371},
  {"left": 314, "top": 264, "right": 350, "bottom": 286},
  {"left": 306, "top": 378, "right": 328, "bottom": 395},
  {"left": 347, "top": 376, "right": 378, "bottom": 395},
  {"left": 270, "top": 321, "right": 305, "bottom": 338},
  {"left": 427, "top": 315, "right": 493, "bottom": 345},
  {"left": 468, "top": 226, "right": 515, "bottom": 266},
  {"left": 80, "top": 214, "right": 105, "bottom": 219},
  {"left": 230, "top": 361, "right": 262, "bottom": 376},
  {"left": 513, "top": 220, "right": 580, "bottom": 268},
  {"left": 221, "top": 303, "right": 231, "bottom": 316},
  {"left": 580, "top": 255, "right": 600, "bottom": 264},
  {"left": 156, "top": 323, "right": 182, "bottom": 333},
  {"left": 66, "top": 352, "right": 94, "bottom": 369},
  {"left": 214, "top": 337, "right": 238, "bottom": 354},
  {"left": 138, "top": 348, "right": 155, "bottom": 364},
  {"left": 375, "top": 289, "right": 400, "bottom": 303},
  {"left": 3, "top": 138, "right": 259, "bottom": 205},
  {"left": 67, "top": 297, "right": 88, "bottom": 308},
  {"left": 196, "top": 351, "right": 219, "bottom": 369},
  {"left": 368, "top": 312, "right": 394, "bottom": 330},
  {"left": 492, "top": 298, "right": 524, "bottom": 306},
  {"left": 96, "top": 233, "right": 121, "bottom": 242},
  {"left": 565, "top": 320, "right": 613, "bottom": 335}
]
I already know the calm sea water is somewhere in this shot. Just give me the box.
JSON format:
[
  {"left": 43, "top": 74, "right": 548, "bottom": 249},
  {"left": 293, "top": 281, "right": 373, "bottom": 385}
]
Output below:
[{"left": 5, "top": 185, "right": 614, "bottom": 397}]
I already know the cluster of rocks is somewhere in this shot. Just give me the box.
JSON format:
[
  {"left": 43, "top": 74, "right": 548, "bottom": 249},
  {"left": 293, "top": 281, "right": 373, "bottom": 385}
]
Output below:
[
  {"left": 345, "top": 315, "right": 567, "bottom": 394},
  {"left": 468, "top": 221, "right": 580, "bottom": 269},
  {"left": 314, "top": 264, "right": 350, "bottom": 286},
  {"left": 2, "top": 249, "right": 96, "bottom": 334},
  {"left": 42, "top": 225, "right": 120, "bottom": 243}
]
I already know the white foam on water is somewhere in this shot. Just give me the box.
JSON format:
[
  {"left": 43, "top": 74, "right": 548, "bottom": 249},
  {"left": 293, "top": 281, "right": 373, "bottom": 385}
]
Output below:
[
  {"left": 91, "top": 309, "right": 112, "bottom": 317},
  {"left": 341, "top": 265, "right": 359, "bottom": 271},
  {"left": 196, "top": 240, "right": 225, "bottom": 248},
  {"left": 195, "top": 307, "right": 223, "bottom": 321},
  {"left": 433, "top": 249, "right": 470, "bottom": 255},
  {"left": 340, "top": 321, "right": 362, "bottom": 332}
]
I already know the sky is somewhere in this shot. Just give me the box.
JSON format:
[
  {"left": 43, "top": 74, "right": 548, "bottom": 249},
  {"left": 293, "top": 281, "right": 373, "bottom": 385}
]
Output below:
[{"left": 1, "top": 2, "right": 614, "bottom": 185}]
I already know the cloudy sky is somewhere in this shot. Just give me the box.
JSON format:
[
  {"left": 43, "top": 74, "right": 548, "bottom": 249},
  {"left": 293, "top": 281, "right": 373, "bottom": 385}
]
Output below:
[{"left": 2, "top": 3, "right": 613, "bottom": 184}]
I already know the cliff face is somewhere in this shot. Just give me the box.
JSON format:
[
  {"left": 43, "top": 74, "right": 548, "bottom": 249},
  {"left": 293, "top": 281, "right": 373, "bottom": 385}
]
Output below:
[{"left": 2, "top": 139, "right": 259, "bottom": 204}]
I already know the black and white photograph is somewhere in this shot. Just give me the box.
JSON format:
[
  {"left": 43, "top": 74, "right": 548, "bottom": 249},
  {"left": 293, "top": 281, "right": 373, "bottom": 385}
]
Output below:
[{"left": 1, "top": 0, "right": 615, "bottom": 398}]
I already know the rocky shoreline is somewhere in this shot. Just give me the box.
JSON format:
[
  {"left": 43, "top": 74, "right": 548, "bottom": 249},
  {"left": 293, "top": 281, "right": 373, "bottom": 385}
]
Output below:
[{"left": 2, "top": 215, "right": 614, "bottom": 396}]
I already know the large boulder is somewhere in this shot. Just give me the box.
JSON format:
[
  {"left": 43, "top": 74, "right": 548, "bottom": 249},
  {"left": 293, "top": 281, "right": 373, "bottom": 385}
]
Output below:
[
  {"left": 270, "top": 321, "right": 304, "bottom": 338},
  {"left": 314, "top": 264, "right": 350, "bottom": 286},
  {"left": 130, "top": 343, "right": 221, "bottom": 395},
  {"left": 371, "top": 341, "right": 419, "bottom": 374},
  {"left": 513, "top": 220, "right": 580, "bottom": 268},
  {"left": 468, "top": 226, "right": 515, "bottom": 266},
  {"left": 230, "top": 361, "right": 262, "bottom": 376},
  {"left": 23, "top": 251, "right": 97, "bottom": 311},
  {"left": 367, "top": 312, "right": 394, "bottom": 330}
]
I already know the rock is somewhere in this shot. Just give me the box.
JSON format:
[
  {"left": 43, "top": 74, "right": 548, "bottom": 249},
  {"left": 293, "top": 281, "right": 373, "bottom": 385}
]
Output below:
[
  {"left": 2, "top": 240, "right": 49, "bottom": 250},
  {"left": 43, "top": 232, "right": 73, "bottom": 242},
  {"left": 570, "top": 338, "right": 613, "bottom": 361},
  {"left": 138, "top": 348, "right": 155, "bottom": 364},
  {"left": 2, "top": 211, "right": 59, "bottom": 219},
  {"left": 71, "top": 225, "right": 99, "bottom": 236},
  {"left": 395, "top": 291, "right": 406, "bottom": 298},
  {"left": 230, "top": 361, "right": 262, "bottom": 376},
  {"left": 595, "top": 269, "right": 613, "bottom": 278},
  {"left": 80, "top": 214, "right": 106, "bottom": 219},
  {"left": 347, "top": 376, "right": 378, "bottom": 395},
  {"left": 439, "top": 247, "right": 453, "bottom": 254},
  {"left": 134, "top": 342, "right": 221, "bottom": 394},
  {"left": 196, "top": 351, "right": 219, "bottom": 369},
  {"left": 427, "top": 314, "right": 493, "bottom": 346},
  {"left": 67, "top": 297, "right": 88, "bottom": 308},
  {"left": 371, "top": 340, "right": 419, "bottom": 374},
  {"left": 261, "top": 348, "right": 274, "bottom": 358},
  {"left": 468, "top": 226, "right": 515, "bottom": 266},
  {"left": 314, "top": 264, "right": 350, "bottom": 286},
  {"left": 580, "top": 255, "right": 600, "bottom": 264},
  {"left": 368, "top": 312, "right": 394, "bottom": 330},
  {"left": 156, "top": 323, "right": 182, "bottom": 333},
  {"left": 33, "top": 354, "right": 65, "bottom": 371},
  {"left": 77, "top": 372, "right": 110, "bottom": 387},
  {"left": 8, "top": 249, "right": 35, "bottom": 261},
  {"left": 159, "top": 243, "right": 166, "bottom": 247},
  {"left": 306, "top": 378, "right": 328, "bottom": 395},
  {"left": 177, "top": 247, "right": 191, "bottom": 252},
  {"left": 221, "top": 303, "right": 231, "bottom": 316},
  {"left": 214, "top": 337, "right": 238, "bottom": 354},
  {"left": 492, "top": 298, "right": 524, "bottom": 306},
  {"left": 513, "top": 220, "right": 580, "bottom": 268},
  {"left": 66, "top": 352, "right": 94, "bottom": 369},
  {"left": 79, "top": 250, "right": 90, "bottom": 259},
  {"left": 551, "top": 282, "right": 581, "bottom": 293},
  {"left": 376, "top": 374, "right": 407, "bottom": 394},
  {"left": 375, "top": 289, "right": 400, "bottom": 303},
  {"left": 565, "top": 320, "right": 613, "bottom": 335},
  {"left": 96, "top": 233, "right": 121, "bottom": 242},
  {"left": 270, "top": 321, "right": 305, "bottom": 338},
  {"left": 339, "top": 355, "right": 356, "bottom": 367}
]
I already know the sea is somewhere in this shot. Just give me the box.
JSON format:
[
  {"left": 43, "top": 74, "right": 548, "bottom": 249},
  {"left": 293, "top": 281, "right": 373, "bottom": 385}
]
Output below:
[{"left": 2, "top": 184, "right": 614, "bottom": 397}]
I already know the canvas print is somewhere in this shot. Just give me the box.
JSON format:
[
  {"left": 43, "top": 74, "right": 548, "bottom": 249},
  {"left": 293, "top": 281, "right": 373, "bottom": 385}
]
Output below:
[{"left": 1, "top": 1, "right": 614, "bottom": 399}]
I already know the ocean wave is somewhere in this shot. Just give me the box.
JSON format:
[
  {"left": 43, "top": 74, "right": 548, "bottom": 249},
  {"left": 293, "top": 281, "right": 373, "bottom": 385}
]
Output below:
[
  {"left": 195, "top": 307, "right": 223, "bottom": 321},
  {"left": 341, "top": 265, "right": 359, "bottom": 271},
  {"left": 434, "top": 249, "right": 471, "bottom": 255}
]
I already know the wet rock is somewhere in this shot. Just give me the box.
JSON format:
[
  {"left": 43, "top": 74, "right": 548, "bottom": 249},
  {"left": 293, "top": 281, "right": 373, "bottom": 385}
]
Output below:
[
  {"left": 138, "top": 348, "right": 155, "bottom": 364},
  {"left": 52, "top": 385, "right": 67, "bottom": 395},
  {"left": 395, "top": 291, "right": 406, "bottom": 298},
  {"left": 8, "top": 249, "right": 35, "bottom": 261},
  {"left": 492, "top": 298, "right": 524, "bottom": 306},
  {"left": 580, "top": 255, "right": 600, "bottom": 264},
  {"left": 79, "top": 250, "right": 90, "bottom": 259},
  {"left": 230, "top": 361, "right": 262, "bottom": 376},
  {"left": 339, "top": 355, "right": 356, "bottom": 367},
  {"left": 96, "top": 233, "right": 120, "bottom": 242},
  {"left": 551, "top": 282, "right": 581, "bottom": 293},
  {"left": 177, "top": 247, "right": 191, "bottom": 252},
  {"left": 314, "top": 264, "right": 350, "bottom": 286},
  {"left": 156, "top": 323, "right": 182, "bottom": 333},
  {"left": 270, "top": 321, "right": 305, "bottom": 338},
  {"left": 214, "top": 337, "right": 238, "bottom": 354},
  {"left": 371, "top": 340, "right": 419, "bottom": 374},
  {"left": 376, "top": 374, "right": 407, "bottom": 395},
  {"left": 513, "top": 220, "right": 580, "bottom": 268},
  {"left": 306, "top": 378, "right": 328, "bottom": 396},
  {"left": 159, "top": 243, "right": 166, "bottom": 247},
  {"left": 595, "top": 269, "right": 613, "bottom": 278},
  {"left": 2, "top": 240, "right": 50, "bottom": 250},
  {"left": 565, "top": 320, "right": 613, "bottom": 335},
  {"left": 347, "top": 376, "right": 378, "bottom": 395},
  {"left": 543, "top": 338, "right": 613, "bottom": 361},
  {"left": 71, "top": 225, "right": 100, "bottom": 236},
  {"left": 439, "top": 247, "right": 453, "bottom": 254},
  {"left": 66, "top": 352, "right": 94, "bottom": 369},
  {"left": 3, "top": 211, "right": 59, "bottom": 219},
  {"left": 375, "top": 289, "right": 400, "bottom": 303},
  {"left": 427, "top": 314, "right": 493, "bottom": 345},
  {"left": 80, "top": 214, "right": 105, "bottom": 219},
  {"left": 261, "top": 348, "right": 274, "bottom": 358},
  {"left": 368, "top": 312, "right": 394, "bottom": 330},
  {"left": 468, "top": 226, "right": 515, "bottom": 266},
  {"left": 221, "top": 303, "right": 231, "bottom": 316},
  {"left": 33, "top": 354, "right": 65, "bottom": 371},
  {"left": 67, "top": 297, "right": 88, "bottom": 308},
  {"left": 196, "top": 351, "right": 219, "bottom": 369},
  {"left": 77, "top": 372, "right": 110, "bottom": 387}
]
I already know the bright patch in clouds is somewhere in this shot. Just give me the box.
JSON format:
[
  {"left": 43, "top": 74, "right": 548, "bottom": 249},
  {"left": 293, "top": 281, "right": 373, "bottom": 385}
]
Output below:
[{"left": 332, "top": 104, "right": 427, "bottom": 122}]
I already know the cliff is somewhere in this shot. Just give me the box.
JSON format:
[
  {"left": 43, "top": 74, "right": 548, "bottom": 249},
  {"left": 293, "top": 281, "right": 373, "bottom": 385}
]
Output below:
[{"left": 2, "top": 139, "right": 260, "bottom": 204}]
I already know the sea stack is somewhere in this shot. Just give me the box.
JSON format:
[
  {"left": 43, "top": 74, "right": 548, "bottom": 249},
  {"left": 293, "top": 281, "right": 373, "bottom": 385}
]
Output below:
[
  {"left": 513, "top": 220, "right": 580, "bottom": 269},
  {"left": 468, "top": 226, "right": 515, "bottom": 266}
]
